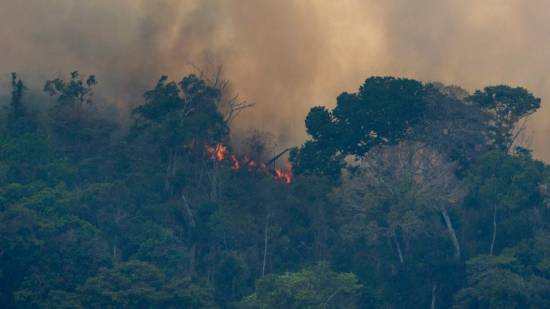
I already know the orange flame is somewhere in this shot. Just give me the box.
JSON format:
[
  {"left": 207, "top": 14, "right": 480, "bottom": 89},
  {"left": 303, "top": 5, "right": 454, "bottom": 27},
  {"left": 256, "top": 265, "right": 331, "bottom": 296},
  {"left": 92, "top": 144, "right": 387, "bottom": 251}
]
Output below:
[
  {"left": 205, "top": 144, "right": 293, "bottom": 183},
  {"left": 216, "top": 144, "right": 227, "bottom": 161},
  {"left": 207, "top": 144, "right": 227, "bottom": 161},
  {"left": 274, "top": 168, "right": 293, "bottom": 184},
  {"left": 274, "top": 163, "right": 293, "bottom": 184}
]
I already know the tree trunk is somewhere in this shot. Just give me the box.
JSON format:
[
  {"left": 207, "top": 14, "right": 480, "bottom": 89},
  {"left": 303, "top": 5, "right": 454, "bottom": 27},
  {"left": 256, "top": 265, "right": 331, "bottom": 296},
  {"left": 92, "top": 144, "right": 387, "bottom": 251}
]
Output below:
[
  {"left": 181, "top": 192, "right": 197, "bottom": 275},
  {"left": 431, "top": 281, "right": 437, "bottom": 309},
  {"left": 490, "top": 205, "right": 497, "bottom": 256},
  {"left": 323, "top": 287, "right": 343, "bottom": 308},
  {"left": 313, "top": 206, "right": 327, "bottom": 260},
  {"left": 393, "top": 236, "right": 404, "bottom": 264},
  {"left": 165, "top": 149, "right": 177, "bottom": 195},
  {"left": 113, "top": 236, "right": 119, "bottom": 261},
  {"left": 189, "top": 243, "right": 196, "bottom": 276},
  {"left": 181, "top": 193, "right": 196, "bottom": 228},
  {"left": 171, "top": 151, "right": 177, "bottom": 177},
  {"left": 165, "top": 151, "right": 172, "bottom": 192},
  {"left": 210, "top": 168, "right": 218, "bottom": 202},
  {"left": 262, "top": 216, "right": 269, "bottom": 277},
  {"left": 440, "top": 206, "right": 461, "bottom": 260}
]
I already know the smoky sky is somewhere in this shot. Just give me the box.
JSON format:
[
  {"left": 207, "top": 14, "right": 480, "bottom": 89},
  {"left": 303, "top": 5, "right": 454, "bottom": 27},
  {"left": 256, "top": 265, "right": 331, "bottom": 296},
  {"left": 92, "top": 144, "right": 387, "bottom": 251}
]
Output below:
[{"left": 2, "top": 0, "right": 550, "bottom": 159}]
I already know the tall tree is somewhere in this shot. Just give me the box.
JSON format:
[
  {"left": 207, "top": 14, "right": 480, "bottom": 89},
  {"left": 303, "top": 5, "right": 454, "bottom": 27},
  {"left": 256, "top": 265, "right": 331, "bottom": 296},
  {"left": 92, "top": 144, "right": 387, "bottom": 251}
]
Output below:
[
  {"left": 291, "top": 77, "right": 426, "bottom": 179},
  {"left": 240, "top": 262, "right": 363, "bottom": 309},
  {"left": 339, "top": 142, "right": 464, "bottom": 261},
  {"left": 413, "top": 83, "right": 491, "bottom": 169},
  {"left": 8, "top": 73, "right": 26, "bottom": 127},
  {"left": 454, "top": 233, "right": 550, "bottom": 308},
  {"left": 44, "top": 71, "right": 116, "bottom": 164},
  {"left": 469, "top": 85, "right": 540, "bottom": 151},
  {"left": 337, "top": 142, "right": 465, "bottom": 306},
  {"left": 464, "top": 150, "right": 544, "bottom": 256}
]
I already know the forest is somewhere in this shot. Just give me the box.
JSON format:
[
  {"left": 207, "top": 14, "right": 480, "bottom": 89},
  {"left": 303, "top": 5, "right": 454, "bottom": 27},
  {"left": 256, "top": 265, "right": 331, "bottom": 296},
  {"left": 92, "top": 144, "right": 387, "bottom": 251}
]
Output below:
[{"left": 1, "top": 71, "right": 549, "bottom": 308}]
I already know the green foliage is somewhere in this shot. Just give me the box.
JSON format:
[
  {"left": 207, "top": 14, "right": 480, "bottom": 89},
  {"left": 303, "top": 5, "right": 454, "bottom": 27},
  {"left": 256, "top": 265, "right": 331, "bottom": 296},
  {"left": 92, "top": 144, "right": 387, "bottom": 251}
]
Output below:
[
  {"left": 43, "top": 71, "right": 116, "bottom": 165},
  {"left": 132, "top": 74, "right": 228, "bottom": 145},
  {"left": 289, "top": 140, "right": 344, "bottom": 181},
  {"left": 336, "top": 142, "right": 465, "bottom": 307},
  {"left": 466, "top": 150, "right": 543, "bottom": 210},
  {"left": 1, "top": 73, "right": 548, "bottom": 308},
  {"left": 10, "top": 73, "right": 26, "bottom": 119},
  {"left": 334, "top": 77, "right": 426, "bottom": 150},
  {"left": 291, "top": 76, "right": 426, "bottom": 179},
  {"left": 78, "top": 261, "right": 212, "bottom": 308},
  {"left": 414, "top": 83, "right": 491, "bottom": 168},
  {"left": 6, "top": 73, "right": 37, "bottom": 136},
  {"left": 464, "top": 150, "right": 545, "bottom": 255},
  {"left": 16, "top": 263, "right": 218, "bottom": 309},
  {"left": 455, "top": 234, "right": 550, "bottom": 308},
  {"left": 43, "top": 71, "right": 97, "bottom": 105},
  {"left": 240, "top": 262, "right": 362, "bottom": 308},
  {"left": 470, "top": 85, "right": 540, "bottom": 151}
]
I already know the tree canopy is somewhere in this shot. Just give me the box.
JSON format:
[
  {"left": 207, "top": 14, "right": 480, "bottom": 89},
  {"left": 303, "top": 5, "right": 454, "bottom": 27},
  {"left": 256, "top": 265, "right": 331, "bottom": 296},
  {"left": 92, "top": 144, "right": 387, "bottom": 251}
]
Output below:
[{"left": 1, "top": 72, "right": 548, "bottom": 308}]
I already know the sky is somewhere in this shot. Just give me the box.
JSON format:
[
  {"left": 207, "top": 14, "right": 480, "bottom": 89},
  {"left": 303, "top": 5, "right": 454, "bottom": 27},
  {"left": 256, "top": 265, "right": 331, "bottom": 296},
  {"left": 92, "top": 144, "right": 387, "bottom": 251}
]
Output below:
[{"left": 1, "top": 0, "right": 550, "bottom": 158}]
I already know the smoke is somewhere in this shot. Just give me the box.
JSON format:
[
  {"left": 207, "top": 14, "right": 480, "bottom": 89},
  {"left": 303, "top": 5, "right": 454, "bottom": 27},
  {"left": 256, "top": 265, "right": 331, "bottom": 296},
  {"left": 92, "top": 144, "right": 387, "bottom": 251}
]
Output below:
[{"left": 1, "top": 0, "right": 550, "bottom": 158}]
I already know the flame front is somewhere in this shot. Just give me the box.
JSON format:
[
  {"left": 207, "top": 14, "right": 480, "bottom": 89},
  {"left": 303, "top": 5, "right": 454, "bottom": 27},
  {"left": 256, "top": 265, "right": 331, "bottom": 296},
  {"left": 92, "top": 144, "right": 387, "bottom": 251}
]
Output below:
[
  {"left": 206, "top": 143, "right": 293, "bottom": 184},
  {"left": 216, "top": 144, "right": 227, "bottom": 161},
  {"left": 274, "top": 164, "right": 293, "bottom": 184},
  {"left": 207, "top": 144, "right": 227, "bottom": 162}
]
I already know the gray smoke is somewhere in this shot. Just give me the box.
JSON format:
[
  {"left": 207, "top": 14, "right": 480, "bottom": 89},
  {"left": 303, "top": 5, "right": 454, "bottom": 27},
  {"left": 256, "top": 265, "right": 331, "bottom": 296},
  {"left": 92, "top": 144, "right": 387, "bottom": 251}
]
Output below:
[{"left": 1, "top": 0, "right": 550, "bottom": 158}]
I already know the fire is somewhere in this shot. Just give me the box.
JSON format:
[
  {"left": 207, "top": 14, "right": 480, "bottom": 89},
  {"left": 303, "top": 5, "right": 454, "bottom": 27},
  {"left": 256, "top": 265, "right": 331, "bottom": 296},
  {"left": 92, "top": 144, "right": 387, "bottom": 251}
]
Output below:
[
  {"left": 274, "top": 164, "right": 293, "bottom": 184},
  {"left": 207, "top": 144, "right": 227, "bottom": 161},
  {"left": 230, "top": 155, "right": 240, "bottom": 170},
  {"left": 206, "top": 143, "right": 293, "bottom": 184},
  {"left": 216, "top": 144, "right": 227, "bottom": 161}
]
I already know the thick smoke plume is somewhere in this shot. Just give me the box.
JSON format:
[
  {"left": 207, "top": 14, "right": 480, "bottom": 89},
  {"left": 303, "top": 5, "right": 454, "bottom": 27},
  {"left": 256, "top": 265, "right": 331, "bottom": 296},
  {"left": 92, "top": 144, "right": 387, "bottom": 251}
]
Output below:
[{"left": 2, "top": 0, "right": 550, "bottom": 158}]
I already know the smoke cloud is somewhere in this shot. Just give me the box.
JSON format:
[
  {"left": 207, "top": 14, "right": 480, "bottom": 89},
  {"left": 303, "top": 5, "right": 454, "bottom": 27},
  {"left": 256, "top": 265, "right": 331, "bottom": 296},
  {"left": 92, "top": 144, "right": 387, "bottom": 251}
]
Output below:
[{"left": 1, "top": 0, "right": 550, "bottom": 158}]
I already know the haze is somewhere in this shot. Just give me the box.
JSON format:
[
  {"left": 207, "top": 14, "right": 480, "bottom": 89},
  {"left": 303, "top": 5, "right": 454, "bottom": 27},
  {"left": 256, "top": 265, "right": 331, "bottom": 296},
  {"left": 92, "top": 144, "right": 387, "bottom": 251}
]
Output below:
[{"left": 2, "top": 0, "right": 550, "bottom": 158}]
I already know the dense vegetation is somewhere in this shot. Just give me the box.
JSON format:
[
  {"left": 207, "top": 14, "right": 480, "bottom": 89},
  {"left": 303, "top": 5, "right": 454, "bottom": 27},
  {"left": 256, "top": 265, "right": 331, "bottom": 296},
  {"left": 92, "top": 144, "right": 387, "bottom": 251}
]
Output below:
[{"left": 1, "top": 71, "right": 549, "bottom": 308}]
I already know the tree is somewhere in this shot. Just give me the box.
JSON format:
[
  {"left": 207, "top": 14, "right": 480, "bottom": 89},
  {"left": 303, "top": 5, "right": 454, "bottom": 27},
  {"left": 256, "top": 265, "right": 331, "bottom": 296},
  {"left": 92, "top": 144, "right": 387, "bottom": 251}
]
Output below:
[
  {"left": 0, "top": 127, "right": 51, "bottom": 184},
  {"left": 469, "top": 85, "right": 540, "bottom": 151},
  {"left": 339, "top": 142, "right": 464, "bottom": 261},
  {"left": 2, "top": 185, "right": 112, "bottom": 308},
  {"left": 455, "top": 233, "right": 550, "bottom": 308},
  {"left": 129, "top": 74, "right": 231, "bottom": 276},
  {"left": 78, "top": 261, "right": 168, "bottom": 308},
  {"left": 413, "top": 83, "right": 491, "bottom": 169},
  {"left": 240, "top": 262, "right": 362, "bottom": 308},
  {"left": 44, "top": 71, "right": 98, "bottom": 144},
  {"left": 465, "top": 150, "right": 544, "bottom": 256},
  {"left": 291, "top": 76, "right": 426, "bottom": 179},
  {"left": 130, "top": 74, "right": 229, "bottom": 196},
  {"left": 2, "top": 69, "right": 550, "bottom": 308},
  {"left": 337, "top": 142, "right": 465, "bottom": 307},
  {"left": 289, "top": 140, "right": 343, "bottom": 181},
  {"left": 44, "top": 71, "right": 116, "bottom": 164},
  {"left": 6, "top": 72, "right": 32, "bottom": 134},
  {"left": 77, "top": 260, "right": 218, "bottom": 308}
]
